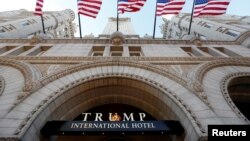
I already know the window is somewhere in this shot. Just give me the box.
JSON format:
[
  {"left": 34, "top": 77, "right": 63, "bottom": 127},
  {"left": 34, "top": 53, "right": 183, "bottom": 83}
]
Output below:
[
  {"left": 185, "top": 18, "right": 190, "bottom": 21},
  {"left": 20, "top": 21, "right": 30, "bottom": 26},
  {"left": 31, "top": 19, "right": 37, "bottom": 23},
  {"left": 110, "top": 46, "right": 123, "bottom": 56},
  {"left": 54, "top": 13, "right": 61, "bottom": 17},
  {"left": 200, "top": 35, "right": 207, "bottom": 40},
  {"left": 27, "top": 46, "right": 52, "bottom": 56},
  {"left": 129, "top": 46, "right": 142, "bottom": 56},
  {"left": 197, "top": 21, "right": 203, "bottom": 25},
  {"left": 5, "top": 24, "right": 16, "bottom": 31},
  {"left": 214, "top": 47, "right": 241, "bottom": 57},
  {"left": 91, "top": 46, "right": 105, "bottom": 56},
  {"left": 0, "top": 46, "right": 16, "bottom": 54},
  {"left": 228, "top": 76, "right": 250, "bottom": 120},
  {"left": 180, "top": 47, "right": 203, "bottom": 57},
  {"left": 197, "top": 47, "right": 222, "bottom": 57},
  {"left": 6, "top": 46, "right": 34, "bottom": 56},
  {"left": 0, "top": 27, "right": 6, "bottom": 33},
  {"left": 203, "top": 23, "right": 213, "bottom": 28},
  {"left": 225, "top": 29, "right": 240, "bottom": 37},
  {"left": 217, "top": 27, "right": 227, "bottom": 32}
]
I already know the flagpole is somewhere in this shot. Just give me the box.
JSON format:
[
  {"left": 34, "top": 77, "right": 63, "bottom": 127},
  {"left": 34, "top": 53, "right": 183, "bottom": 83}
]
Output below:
[
  {"left": 117, "top": 0, "right": 119, "bottom": 32},
  {"left": 40, "top": 15, "right": 46, "bottom": 34},
  {"left": 152, "top": 0, "right": 157, "bottom": 39},
  {"left": 77, "top": 0, "right": 82, "bottom": 38},
  {"left": 188, "top": 0, "right": 196, "bottom": 35},
  {"left": 78, "top": 14, "right": 83, "bottom": 38}
]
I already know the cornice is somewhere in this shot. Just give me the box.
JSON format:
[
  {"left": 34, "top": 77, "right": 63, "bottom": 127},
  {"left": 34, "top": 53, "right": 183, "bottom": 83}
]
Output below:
[
  {"left": 2, "top": 56, "right": 250, "bottom": 65},
  {"left": 0, "top": 38, "right": 240, "bottom": 45}
]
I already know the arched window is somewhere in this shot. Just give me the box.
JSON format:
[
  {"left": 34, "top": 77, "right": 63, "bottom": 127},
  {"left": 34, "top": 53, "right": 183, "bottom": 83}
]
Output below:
[{"left": 228, "top": 76, "right": 250, "bottom": 120}]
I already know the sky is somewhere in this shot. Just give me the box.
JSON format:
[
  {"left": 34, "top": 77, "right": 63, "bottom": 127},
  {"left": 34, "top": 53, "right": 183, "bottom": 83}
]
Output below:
[{"left": 0, "top": 0, "right": 250, "bottom": 38}]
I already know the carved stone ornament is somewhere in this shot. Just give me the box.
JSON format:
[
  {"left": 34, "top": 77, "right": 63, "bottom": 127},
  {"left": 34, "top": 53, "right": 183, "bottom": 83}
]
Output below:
[
  {"left": 110, "top": 32, "right": 125, "bottom": 45},
  {"left": 29, "top": 35, "right": 42, "bottom": 45},
  {"left": 191, "top": 38, "right": 203, "bottom": 46}
]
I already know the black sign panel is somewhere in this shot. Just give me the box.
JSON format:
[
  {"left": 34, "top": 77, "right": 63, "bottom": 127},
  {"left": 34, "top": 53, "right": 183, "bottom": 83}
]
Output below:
[{"left": 41, "top": 120, "right": 184, "bottom": 136}]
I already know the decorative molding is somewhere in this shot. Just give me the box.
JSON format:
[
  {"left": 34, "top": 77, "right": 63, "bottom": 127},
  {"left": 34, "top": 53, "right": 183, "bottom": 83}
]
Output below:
[
  {"left": 236, "top": 31, "right": 250, "bottom": 44},
  {"left": 110, "top": 32, "right": 125, "bottom": 45},
  {"left": 0, "top": 137, "right": 18, "bottom": 141},
  {"left": 38, "top": 59, "right": 187, "bottom": 87},
  {"left": 36, "top": 59, "right": 208, "bottom": 106},
  {"left": 28, "top": 36, "right": 42, "bottom": 45},
  {"left": 220, "top": 72, "right": 250, "bottom": 123},
  {"left": 3, "top": 56, "right": 250, "bottom": 65},
  {"left": 0, "top": 37, "right": 241, "bottom": 45},
  {"left": 0, "top": 75, "right": 5, "bottom": 96},
  {"left": 5, "top": 58, "right": 215, "bottom": 109},
  {"left": 16, "top": 74, "right": 206, "bottom": 138}
]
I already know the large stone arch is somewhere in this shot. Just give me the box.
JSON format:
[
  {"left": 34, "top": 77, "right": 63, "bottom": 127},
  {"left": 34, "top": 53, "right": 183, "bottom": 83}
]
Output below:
[{"left": 1, "top": 60, "right": 214, "bottom": 141}]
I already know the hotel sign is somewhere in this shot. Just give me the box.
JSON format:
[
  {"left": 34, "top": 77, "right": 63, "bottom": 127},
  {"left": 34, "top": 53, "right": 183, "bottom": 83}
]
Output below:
[
  {"left": 41, "top": 120, "right": 183, "bottom": 136},
  {"left": 41, "top": 112, "right": 184, "bottom": 136},
  {"left": 66, "top": 121, "right": 161, "bottom": 131},
  {"left": 81, "top": 112, "right": 147, "bottom": 121}
]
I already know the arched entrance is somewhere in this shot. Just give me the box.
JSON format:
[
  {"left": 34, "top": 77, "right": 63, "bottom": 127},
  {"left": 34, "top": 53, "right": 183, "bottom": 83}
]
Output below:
[
  {"left": 15, "top": 62, "right": 205, "bottom": 141},
  {"left": 40, "top": 77, "right": 184, "bottom": 141}
]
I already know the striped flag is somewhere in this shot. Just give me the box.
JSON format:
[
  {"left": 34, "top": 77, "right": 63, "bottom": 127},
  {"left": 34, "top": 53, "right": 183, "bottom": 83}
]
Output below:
[
  {"left": 34, "top": 0, "right": 44, "bottom": 16},
  {"left": 156, "top": 0, "right": 186, "bottom": 16},
  {"left": 118, "top": 0, "right": 147, "bottom": 14},
  {"left": 78, "top": 0, "right": 103, "bottom": 18},
  {"left": 194, "top": 0, "right": 231, "bottom": 17}
]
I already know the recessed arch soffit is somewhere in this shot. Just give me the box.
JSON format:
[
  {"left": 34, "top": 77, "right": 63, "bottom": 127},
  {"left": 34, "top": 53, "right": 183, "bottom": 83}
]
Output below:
[
  {"left": 9, "top": 59, "right": 216, "bottom": 113},
  {"left": 36, "top": 59, "right": 207, "bottom": 99},
  {"left": 221, "top": 72, "right": 250, "bottom": 123},
  {"left": 190, "top": 58, "right": 250, "bottom": 93},
  {"left": 39, "top": 60, "right": 186, "bottom": 85},
  {"left": 9, "top": 58, "right": 197, "bottom": 108}
]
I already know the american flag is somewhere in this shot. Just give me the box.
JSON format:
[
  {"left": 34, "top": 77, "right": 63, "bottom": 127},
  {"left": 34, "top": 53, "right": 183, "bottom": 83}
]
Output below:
[
  {"left": 78, "top": 0, "right": 103, "bottom": 18},
  {"left": 194, "top": 0, "right": 231, "bottom": 17},
  {"left": 34, "top": 0, "right": 44, "bottom": 16},
  {"left": 156, "top": 0, "right": 186, "bottom": 16},
  {"left": 118, "top": 0, "right": 147, "bottom": 14}
]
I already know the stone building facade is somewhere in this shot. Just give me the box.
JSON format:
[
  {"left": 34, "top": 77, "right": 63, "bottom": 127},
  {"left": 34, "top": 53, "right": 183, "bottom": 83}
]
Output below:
[
  {"left": 162, "top": 13, "right": 250, "bottom": 42},
  {"left": 0, "top": 9, "right": 76, "bottom": 39},
  {"left": 0, "top": 15, "right": 250, "bottom": 141}
]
